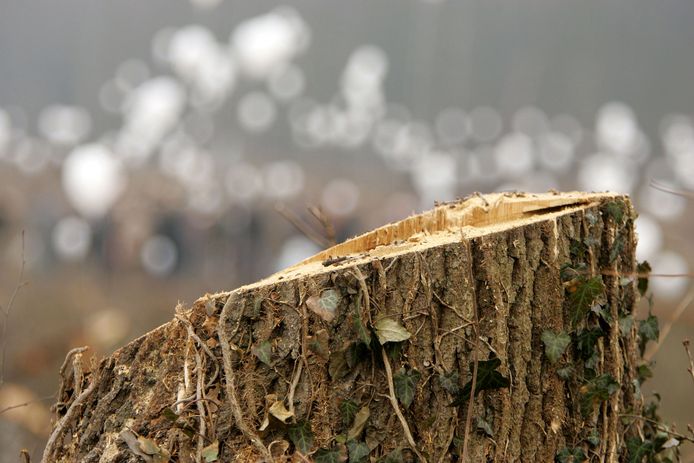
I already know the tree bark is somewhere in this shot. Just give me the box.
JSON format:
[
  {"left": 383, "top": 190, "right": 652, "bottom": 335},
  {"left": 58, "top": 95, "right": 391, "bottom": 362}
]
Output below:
[{"left": 44, "top": 192, "right": 643, "bottom": 463}]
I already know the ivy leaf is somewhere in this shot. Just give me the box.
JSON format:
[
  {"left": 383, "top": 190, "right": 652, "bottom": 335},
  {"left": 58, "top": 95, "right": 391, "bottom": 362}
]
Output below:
[
  {"left": 609, "top": 234, "right": 625, "bottom": 263},
  {"left": 439, "top": 371, "right": 460, "bottom": 395},
  {"left": 393, "top": 368, "right": 421, "bottom": 409},
  {"left": 476, "top": 416, "right": 494, "bottom": 437},
  {"left": 575, "top": 328, "right": 605, "bottom": 361},
  {"left": 638, "top": 314, "right": 659, "bottom": 355},
  {"left": 339, "top": 399, "right": 359, "bottom": 427},
  {"left": 378, "top": 449, "right": 404, "bottom": 463},
  {"left": 315, "top": 446, "right": 348, "bottom": 463},
  {"left": 329, "top": 351, "right": 349, "bottom": 380},
  {"left": 347, "top": 406, "right": 370, "bottom": 441},
  {"left": 541, "top": 330, "right": 571, "bottom": 363},
  {"left": 288, "top": 421, "right": 313, "bottom": 454},
  {"left": 556, "top": 447, "right": 587, "bottom": 462},
  {"left": 637, "top": 261, "right": 651, "bottom": 296},
  {"left": 619, "top": 315, "right": 634, "bottom": 337},
  {"left": 451, "top": 357, "right": 510, "bottom": 407},
  {"left": 252, "top": 340, "right": 273, "bottom": 366},
  {"left": 580, "top": 374, "right": 619, "bottom": 416},
  {"left": 347, "top": 440, "right": 370, "bottom": 463},
  {"left": 557, "top": 365, "right": 574, "bottom": 380},
  {"left": 569, "top": 276, "right": 605, "bottom": 325},
  {"left": 201, "top": 440, "right": 219, "bottom": 462},
  {"left": 352, "top": 301, "right": 372, "bottom": 346},
  {"left": 626, "top": 437, "right": 656, "bottom": 463},
  {"left": 374, "top": 318, "right": 411, "bottom": 345},
  {"left": 345, "top": 342, "right": 369, "bottom": 369},
  {"left": 604, "top": 201, "right": 625, "bottom": 224}
]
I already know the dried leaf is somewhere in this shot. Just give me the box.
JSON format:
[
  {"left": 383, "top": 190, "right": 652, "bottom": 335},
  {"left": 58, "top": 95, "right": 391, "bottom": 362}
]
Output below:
[
  {"left": 269, "top": 400, "right": 294, "bottom": 423},
  {"left": 201, "top": 441, "right": 219, "bottom": 462},
  {"left": 307, "top": 288, "right": 341, "bottom": 322},
  {"left": 374, "top": 318, "right": 411, "bottom": 345},
  {"left": 138, "top": 436, "right": 161, "bottom": 455},
  {"left": 347, "top": 406, "right": 370, "bottom": 441}
]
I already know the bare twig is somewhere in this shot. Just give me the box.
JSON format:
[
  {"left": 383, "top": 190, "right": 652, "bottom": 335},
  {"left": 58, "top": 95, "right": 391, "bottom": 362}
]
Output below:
[
  {"left": 683, "top": 340, "right": 694, "bottom": 388},
  {"left": 307, "top": 205, "right": 336, "bottom": 246},
  {"left": 218, "top": 294, "right": 272, "bottom": 461},
  {"left": 0, "top": 231, "right": 27, "bottom": 388},
  {"left": 275, "top": 203, "right": 333, "bottom": 249},
  {"left": 620, "top": 413, "right": 694, "bottom": 444},
  {"left": 0, "top": 395, "right": 54, "bottom": 415},
  {"left": 42, "top": 377, "right": 97, "bottom": 462},
  {"left": 650, "top": 179, "right": 694, "bottom": 199},
  {"left": 461, "top": 240, "right": 480, "bottom": 462},
  {"left": 287, "top": 359, "right": 303, "bottom": 419},
  {"left": 380, "top": 347, "right": 427, "bottom": 463},
  {"left": 20, "top": 449, "right": 30, "bottom": 463},
  {"left": 644, "top": 288, "right": 694, "bottom": 362}
]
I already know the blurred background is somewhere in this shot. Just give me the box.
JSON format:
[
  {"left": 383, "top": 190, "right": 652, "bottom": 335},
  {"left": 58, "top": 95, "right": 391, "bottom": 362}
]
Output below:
[{"left": 1, "top": 0, "right": 694, "bottom": 460}]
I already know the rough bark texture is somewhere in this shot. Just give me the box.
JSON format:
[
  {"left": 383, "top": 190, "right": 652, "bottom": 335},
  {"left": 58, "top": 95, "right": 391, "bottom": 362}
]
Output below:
[{"left": 44, "top": 192, "right": 644, "bottom": 463}]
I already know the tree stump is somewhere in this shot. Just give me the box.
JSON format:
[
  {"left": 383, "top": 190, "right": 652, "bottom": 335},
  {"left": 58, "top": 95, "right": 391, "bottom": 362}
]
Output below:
[{"left": 43, "top": 192, "right": 646, "bottom": 463}]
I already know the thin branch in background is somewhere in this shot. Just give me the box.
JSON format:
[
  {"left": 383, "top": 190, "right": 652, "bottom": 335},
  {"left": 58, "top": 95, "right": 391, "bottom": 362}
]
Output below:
[
  {"left": 644, "top": 288, "right": 694, "bottom": 362},
  {"left": 0, "top": 395, "right": 55, "bottom": 416},
  {"left": 275, "top": 203, "right": 333, "bottom": 249},
  {"left": 307, "top": 205, "right": 336, "bottom": 247},
  {"left": 0, "top": 231, "right": 27, "bottom": 389},
  {"left": 650, "top": 179, "right": 694, "bottom": 199},
  {"left": 683, "top": 340, "right": 694, "bottom": 388}
]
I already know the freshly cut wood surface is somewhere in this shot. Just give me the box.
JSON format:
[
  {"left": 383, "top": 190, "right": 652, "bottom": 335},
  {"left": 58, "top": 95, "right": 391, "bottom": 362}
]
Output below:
[{"left": 44, "top": 191, "right": 643, "bottom": 463}]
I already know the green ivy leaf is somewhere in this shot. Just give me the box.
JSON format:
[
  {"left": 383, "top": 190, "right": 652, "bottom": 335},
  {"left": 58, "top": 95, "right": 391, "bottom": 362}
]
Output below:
[
  {"left": 569, "top": 276, "right": 605, "bottom": 325},
  {"left": 626, "top": 437, "right": 657, "bottom": 463},
  {"left": 557, "top": 365, "right": 574, "bottom": 380},
  {"left": 201, "top": 440, "right": 219, "bottom": 462},
  {"left": 451, "top": 357, "right": 510, "bottom": 407},
  {"left": 609, "top": 234, "right": 625, "bottom": 263},
  {"left": 393, "top": 368, "right": 421, "bottom": 409},
  {"left": 575, "top": 328, "right": 605, "bottom": 361},
  {"left": 315, "top": 446, "right": 348, "bottom": 463},
  {"left": 339, "top": 399, "right": 359, "bottom": 427},
  {"left": 580, "top": 374, "right": 619, "bottom": 416},
  {"left": 637, "top": 363, "right": 653, "bottom": 384},
  {"left": 556, "top": 446, "right": 587, "bottom": 462},
  {"left": 345, "top": 342, "right": 369, "bottom": 369},
  {"left": 619, "top": 315, "right": 634, "bottom": 337},
  {"left": 288, "top": 421, "right": 313, "bottom": 454},
  {"left": 347, "top": 440, "right": 370, "bottom": 463},
  {"left": 541, "top": 330, "right": 571, "bottom": 363},
  {"left": 637, "top": 261, "right": 651, "bottom": 296},
  {"left": 352, "top": 301, "right": 372, "bottom": 346},
  {"left": 638, "top": 314, "right": 659, "bottom": 355},
  {"left": 252, "top": 340, "right": 273, "bottom": 366},
  {"left": 604, "top": 201, "right": 625, "bottom": 224},
  {"left": 439, "top": 371, "right": 460, "bottom": 395},
  {"left": 374, "top": 318, "right": 411, "bottom": 345},
  {"left": 476, "top": 416, "right": 494, "bottom": 437},
  {"left": 378, "top": 449, "right": 404, "bottom": 463}
]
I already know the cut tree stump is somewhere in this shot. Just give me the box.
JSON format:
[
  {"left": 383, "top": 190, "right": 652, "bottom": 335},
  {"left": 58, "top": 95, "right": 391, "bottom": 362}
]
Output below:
[{"left": 44, "top": 191, "right": 646, "bottom": 463}]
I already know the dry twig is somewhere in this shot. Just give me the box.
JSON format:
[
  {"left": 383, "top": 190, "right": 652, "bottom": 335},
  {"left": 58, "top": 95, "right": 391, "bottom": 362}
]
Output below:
[
  {"left": 644, "top": 288, "right": 694, "bottom": 362},
  {"left": 683, "top": 340, "right": 694, "bottom": 388},
  {"left": 0, "top": 231, "right": 27, "bottom": 388},
  {"left": 380, "top": 347, "right": 427, "bottom": 463},
  {"left": 218, "top": 294, "right": 272, "bottom": 461}
]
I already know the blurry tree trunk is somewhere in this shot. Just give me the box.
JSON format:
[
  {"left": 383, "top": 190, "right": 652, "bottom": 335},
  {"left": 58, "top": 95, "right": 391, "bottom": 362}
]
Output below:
[{"left": 43, "top": 192, "right": 643, "bottom": 463}]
